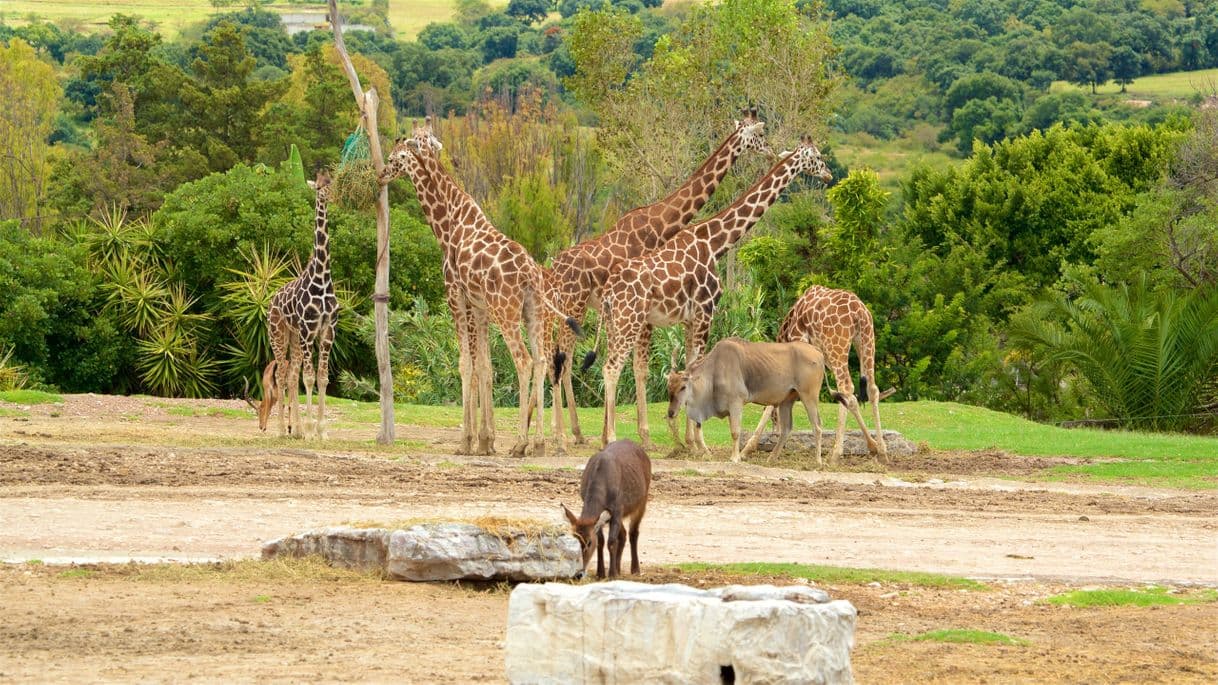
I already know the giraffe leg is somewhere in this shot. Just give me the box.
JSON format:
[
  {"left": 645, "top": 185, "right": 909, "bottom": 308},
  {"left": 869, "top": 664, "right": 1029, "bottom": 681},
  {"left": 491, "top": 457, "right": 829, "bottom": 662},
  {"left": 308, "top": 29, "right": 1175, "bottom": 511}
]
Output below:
[
  {"left": 683, "top": 318, "right": 711, "bottom": 453},
  {"left": 601, "top": 356, "right": 624, "bottom": 448},
  {"left": 287, "top": 346, "right": 304, "bottom": 441},
  {"left": 545, "top": 317, "right": 567, "bottom": 458},
  {"left": 632, "top": 326, "right": 653, "bottom": 451},
  {"left": 300, "top": 343, "right": 316, "bottom": 441},
  {"left": 315, "top": 322, "right": 334, "bottom": 441},
  {"left": 558, "top": 324, "right": 584, "bottom": 445},
  {"left": 450, "top": 291, "right": 477, "bottom": 455},
  {"left": 473, "top": 308, "right": 495, "bottom": 456},
  {"left": 271, "top": 324, "right": 292, "bottom": 438},
  {"left": 526, "top": 300, "right": 547, "bottom": 458},
  {"left": 866, "top": 375, "right": 888, "bottom": 463}
]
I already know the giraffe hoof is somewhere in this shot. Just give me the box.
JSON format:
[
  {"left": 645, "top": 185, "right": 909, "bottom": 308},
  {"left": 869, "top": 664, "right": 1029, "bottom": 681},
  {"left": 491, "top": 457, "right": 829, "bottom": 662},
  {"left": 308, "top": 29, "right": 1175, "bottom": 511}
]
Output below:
[{"left": 573, "top": 435, "right": 588, "bottom": 446}]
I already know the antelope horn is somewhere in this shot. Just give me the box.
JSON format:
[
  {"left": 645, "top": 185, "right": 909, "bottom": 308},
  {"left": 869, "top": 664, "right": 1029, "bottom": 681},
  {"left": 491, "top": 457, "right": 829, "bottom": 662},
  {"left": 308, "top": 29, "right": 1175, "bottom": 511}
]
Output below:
[{"left": 242, "top": 378, "right": 258, "bottom": 411}]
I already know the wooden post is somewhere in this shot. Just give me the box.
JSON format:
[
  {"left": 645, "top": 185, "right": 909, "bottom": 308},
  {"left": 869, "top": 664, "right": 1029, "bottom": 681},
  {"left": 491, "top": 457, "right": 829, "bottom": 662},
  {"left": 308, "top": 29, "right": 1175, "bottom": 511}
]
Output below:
[{"left": 328, "top": 0, "right": 394, "bottom": 443}]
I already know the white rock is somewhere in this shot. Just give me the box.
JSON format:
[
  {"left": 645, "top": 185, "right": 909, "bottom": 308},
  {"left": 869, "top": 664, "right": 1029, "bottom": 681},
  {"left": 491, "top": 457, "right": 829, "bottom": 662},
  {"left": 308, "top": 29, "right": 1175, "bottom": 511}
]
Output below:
[
  {"left": 741, "top": 429, "right": 916, "bottom": 457},
  {"left": 505, "top": 581, "right": 856, "bottom": 684},
  {"left": 262, "top": 523, "right": 582, "bottom": 582},
  {"left": 386, "top": 523, "right": 581, "bottom": 582}
]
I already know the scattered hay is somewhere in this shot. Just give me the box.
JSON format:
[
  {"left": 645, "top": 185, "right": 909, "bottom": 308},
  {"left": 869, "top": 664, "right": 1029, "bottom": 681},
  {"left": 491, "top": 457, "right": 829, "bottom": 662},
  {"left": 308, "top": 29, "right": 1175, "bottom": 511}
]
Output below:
[
  {"left": 329, "top": 159, "right": 379, "bottom": 210},
  {"left": 51, "top": 556, "right": 385, "bottom": 583},
  {"left": 340, "top": 515, "right": 566, "bottom": 543}
]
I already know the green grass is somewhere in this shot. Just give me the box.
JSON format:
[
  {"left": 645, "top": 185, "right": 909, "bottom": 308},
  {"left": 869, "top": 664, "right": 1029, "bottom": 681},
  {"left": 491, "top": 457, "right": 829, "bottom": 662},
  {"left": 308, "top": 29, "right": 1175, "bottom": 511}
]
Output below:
[
  {"left": 676, "top": 562, "right": 987, "bottom": 590},
  {"left": 831, "top": 126, "right": 960, "bottom": 195},
  {"left": 1, "top": 0, "right": 475, "bottom": 41},
  {"left": 58, "top": 568, "right": 94, "bottom": 579},
  {"left": 166, "top": 406, "right": 249, "bottom": 419},
  {"left": 0, "top": 407, "right": 29, "bottom": 417},
  {"left": 1051, "top": 67, "right": 1218, "bottom": 100},
  {"left": 324, "top": 397, "right": 1218, "bottom": 487},
  {"left": 1045, "top": 586, "right": 1218, "bottom": 608},
  {"left": 0, "top": 389, "right": 63, "bottom": 404},
  {"left": 887, "top": 629, "right": 1028, "bottom": 646}
]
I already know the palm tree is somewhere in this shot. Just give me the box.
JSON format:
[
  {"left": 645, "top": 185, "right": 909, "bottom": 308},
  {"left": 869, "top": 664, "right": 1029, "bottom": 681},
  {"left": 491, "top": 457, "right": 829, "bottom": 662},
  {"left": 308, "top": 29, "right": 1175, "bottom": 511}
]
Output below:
[{"left": 1010, "top": 274, "right": 1218, "bottom": 431}]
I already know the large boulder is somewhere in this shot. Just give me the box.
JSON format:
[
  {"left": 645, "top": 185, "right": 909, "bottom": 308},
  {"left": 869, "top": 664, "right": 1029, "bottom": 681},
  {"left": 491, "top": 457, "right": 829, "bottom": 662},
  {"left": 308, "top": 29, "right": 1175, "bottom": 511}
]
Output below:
[
  {"left": 742, "top": 429, "right": 916, "bottom": 458},
  {"left": 262, "top": 522, "right": 582, "bottom": 582},
  {"left": 505, "top": 581, "right": 856, "bottom": 684}
]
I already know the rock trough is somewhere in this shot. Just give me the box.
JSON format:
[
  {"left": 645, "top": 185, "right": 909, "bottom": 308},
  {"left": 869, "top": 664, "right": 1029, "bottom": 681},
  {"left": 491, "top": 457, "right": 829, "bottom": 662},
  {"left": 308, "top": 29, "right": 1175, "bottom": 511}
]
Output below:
[
  {"left": 262, "top": 522, "right": 582, "bottom": 582},
  {"left": 506, "top": 580, "right": 857, "bottom": 684}
]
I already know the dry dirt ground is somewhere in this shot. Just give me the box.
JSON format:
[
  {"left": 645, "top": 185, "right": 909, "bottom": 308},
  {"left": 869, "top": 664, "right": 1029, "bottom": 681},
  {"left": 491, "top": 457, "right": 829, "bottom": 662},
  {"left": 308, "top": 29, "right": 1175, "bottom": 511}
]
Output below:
[{"left": 1, "top": 394, "right": 1216, "bottom": 683}]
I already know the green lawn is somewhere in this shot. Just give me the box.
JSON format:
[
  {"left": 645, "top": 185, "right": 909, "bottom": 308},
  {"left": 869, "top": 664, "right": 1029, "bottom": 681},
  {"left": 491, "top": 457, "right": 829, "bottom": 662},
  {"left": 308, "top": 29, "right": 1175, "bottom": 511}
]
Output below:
[
  {"left": 2, "top": 0, "right": 503, "bottom": 40},
  {"left": 830, "top": 126, "right": 960, "bottom": 196},
  {"left": 676, "top": 561, "right": 987, "bottom": 589},
  {"left": 1045, "top": 586, "right": 1218, "bottom": 608},
  {"left": 1050, "top": 67, "right": 1218, "bottom": 100},
  {"left": 887, "top": 629, "right": 1028, "bottom": 646},
  {"left": 323, "top": 397, "right": 1218, "bottom": 487}
]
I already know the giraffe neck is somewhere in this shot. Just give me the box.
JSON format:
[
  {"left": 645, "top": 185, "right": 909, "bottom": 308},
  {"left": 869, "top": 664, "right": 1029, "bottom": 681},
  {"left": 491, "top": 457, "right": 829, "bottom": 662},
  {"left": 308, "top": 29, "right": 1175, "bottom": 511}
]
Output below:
[
  {"left": 308, "top": 191, "right": 331, "bottom": 281},
  {"left": 695, "top": 153, "right": 802, "bottom": 260},
  {"left": 397, "top": 153, "right": 459, "bottom": 250},
  {"left": 655, "top": 130, "right": 744, "bottom": 242},
  {"left": 414, "top": 151, "right": 492, "bottom": 241}
]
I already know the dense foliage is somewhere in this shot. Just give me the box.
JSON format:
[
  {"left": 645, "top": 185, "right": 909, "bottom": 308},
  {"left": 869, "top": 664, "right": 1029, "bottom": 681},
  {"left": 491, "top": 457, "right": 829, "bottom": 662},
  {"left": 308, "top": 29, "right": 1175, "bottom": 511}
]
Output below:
[{"left": 0, "top": 0, "right": 1214, "bottom": 433}]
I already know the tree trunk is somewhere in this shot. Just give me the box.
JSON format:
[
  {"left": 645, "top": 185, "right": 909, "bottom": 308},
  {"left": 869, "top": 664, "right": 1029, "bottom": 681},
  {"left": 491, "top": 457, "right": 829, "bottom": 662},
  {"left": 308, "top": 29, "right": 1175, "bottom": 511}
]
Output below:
[{"left": 328, "top": 0, "right": 395, "bottom": 443}]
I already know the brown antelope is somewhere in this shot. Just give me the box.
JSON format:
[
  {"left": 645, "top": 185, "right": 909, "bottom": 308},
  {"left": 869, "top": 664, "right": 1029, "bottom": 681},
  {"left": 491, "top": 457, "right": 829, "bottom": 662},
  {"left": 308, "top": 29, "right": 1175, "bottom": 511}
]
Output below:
[
  {"left": 666, "top": 337, "right": 847, "bottom": 465},
  {"left": 245, "top": 361, "right": 291, "bottom": 433},
  {"left": 562, "top": 440, "right": 652, "bottom": 578}
]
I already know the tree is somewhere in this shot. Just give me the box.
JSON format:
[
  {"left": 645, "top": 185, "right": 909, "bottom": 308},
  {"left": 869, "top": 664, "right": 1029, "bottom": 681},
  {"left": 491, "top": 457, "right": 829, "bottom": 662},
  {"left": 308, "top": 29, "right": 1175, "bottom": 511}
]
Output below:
[
  {"left": 180, "top": 21, "right": 288, "bottom": 172},
  {"left": 1061, "top": 41, "right": 1114, "bottom": 94},
  {"left": 567, "top": 0, "right": 840, "bottom": 203},
  {"left": 1109, "top": 45, "right": 1141, "bottom": 92},
  {"left": 507, "top": 0, "right": 554, "bottom": 24},
  {"left": 948, "top": 97, "right": 1021, "bottom": 153},
  {"left": 0, "top": 39, "right": 61, "bottom": 232}
]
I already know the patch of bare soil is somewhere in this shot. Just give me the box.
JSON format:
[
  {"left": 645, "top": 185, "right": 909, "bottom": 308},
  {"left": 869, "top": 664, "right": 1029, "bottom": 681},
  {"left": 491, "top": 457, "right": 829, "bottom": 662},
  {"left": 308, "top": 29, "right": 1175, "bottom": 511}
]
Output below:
[
  {"left": 1, "top": 563, "right": 1214, "bottom": 684},
  {"left": 2, "top": 394, "right": 1217, "bottom": 682}
]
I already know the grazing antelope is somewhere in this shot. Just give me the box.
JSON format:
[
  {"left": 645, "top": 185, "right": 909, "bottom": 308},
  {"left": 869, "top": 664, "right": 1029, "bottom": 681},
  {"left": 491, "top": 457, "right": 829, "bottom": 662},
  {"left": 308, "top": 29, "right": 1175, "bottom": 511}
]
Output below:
[{"left": 562, "top": 440, "right": 652, "bottom": 578}]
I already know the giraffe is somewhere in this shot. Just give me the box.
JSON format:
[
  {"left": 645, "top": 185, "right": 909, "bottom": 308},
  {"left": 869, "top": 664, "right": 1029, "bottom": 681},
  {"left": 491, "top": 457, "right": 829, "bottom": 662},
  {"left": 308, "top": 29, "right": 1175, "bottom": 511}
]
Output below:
[
  {"left": 550, "top": 108, "right": 772, "bottom": 444},
  {"left": 379, "top": 119, "right": 579, "bottom": 457},
  {"left": 264, "top": 169, "right": 339, "bottom": 440},
  {"left": 598, "top": 136, "right": 833, "bottom": 449},
  {"left": 742, "top": 285, "right": 889, "bottom": 464}
]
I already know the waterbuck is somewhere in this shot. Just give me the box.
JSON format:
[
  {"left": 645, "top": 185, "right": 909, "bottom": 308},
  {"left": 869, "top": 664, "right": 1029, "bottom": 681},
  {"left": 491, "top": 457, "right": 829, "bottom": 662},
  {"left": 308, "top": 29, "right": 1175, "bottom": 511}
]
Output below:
[
  {"left": 562, "top": 440, "right": 652, "bottom": 578},
  {"left": 666, "top": 337, "right": 847, "bottom": 465}
]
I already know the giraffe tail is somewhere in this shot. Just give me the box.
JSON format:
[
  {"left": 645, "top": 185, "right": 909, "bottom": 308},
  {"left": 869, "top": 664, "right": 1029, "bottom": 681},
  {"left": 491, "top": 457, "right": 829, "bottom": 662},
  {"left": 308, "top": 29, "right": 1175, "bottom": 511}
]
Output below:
[
  {"left": 858, "top": 375, "right": 869, "bottom": 402},
  {"left": 538, "top": 292, "right": 583, "bottom": 338},
  {"left": 579, "top": 305, "right": 605, "bottom": 372}
]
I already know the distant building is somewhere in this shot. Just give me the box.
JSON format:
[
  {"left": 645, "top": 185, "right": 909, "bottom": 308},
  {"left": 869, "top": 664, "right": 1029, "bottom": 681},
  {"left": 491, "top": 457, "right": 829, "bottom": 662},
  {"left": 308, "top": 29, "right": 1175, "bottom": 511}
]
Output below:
[{"left": 279, "top": 11, "right": 374, "bottom": 36}]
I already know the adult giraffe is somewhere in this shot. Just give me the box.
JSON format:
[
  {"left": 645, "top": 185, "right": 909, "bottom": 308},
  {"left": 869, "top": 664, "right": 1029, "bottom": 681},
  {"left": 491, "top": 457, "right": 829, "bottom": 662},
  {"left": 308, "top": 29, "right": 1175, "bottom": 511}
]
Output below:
[
  {"left": 549, "top": 108, "right": 772, "bottom": 443},
  {"left": 742, "top": 285, "right": 889, "bottom": 464},
  {"left": 263, "top": 169, "right": 338, "bottom": 439},
  {"left": 379, "top": 119, "right": 578, "bottom": 457},
  {"left": 598, "top": 136, "right": 833, "bottom": 449}
]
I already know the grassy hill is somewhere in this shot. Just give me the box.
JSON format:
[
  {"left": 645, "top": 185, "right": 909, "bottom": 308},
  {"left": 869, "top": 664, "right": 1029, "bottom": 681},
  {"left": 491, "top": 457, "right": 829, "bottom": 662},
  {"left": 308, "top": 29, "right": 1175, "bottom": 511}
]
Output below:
[
  {"left": 1, "top": 0, "right": 506, "bottom": 40},
  {"left": 1051, "top": 67, "right": 1218, "bottom": 102}
]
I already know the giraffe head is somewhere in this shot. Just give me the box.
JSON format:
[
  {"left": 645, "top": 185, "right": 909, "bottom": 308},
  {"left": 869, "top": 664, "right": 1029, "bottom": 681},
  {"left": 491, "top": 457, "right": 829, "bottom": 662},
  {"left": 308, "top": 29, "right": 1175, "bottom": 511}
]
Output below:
[
  {"left": 379, "top": 117, "right": 443, "bottom": 184},
  {"left": 733, "top": 106, "right": 773, "bottom": 158},
  {"left": 307, "top": 169, "right": 332, "bottom": 199},
  {"left": 780, "top": 135, "right": 833, "bottom": 184}
]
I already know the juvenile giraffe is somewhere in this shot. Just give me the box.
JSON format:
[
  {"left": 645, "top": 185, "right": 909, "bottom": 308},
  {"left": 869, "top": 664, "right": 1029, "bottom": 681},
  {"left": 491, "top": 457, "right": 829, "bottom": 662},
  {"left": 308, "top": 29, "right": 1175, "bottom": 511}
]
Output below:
[
  {"left": 550, "top": 108, "right": 771, "bottom": 444},
  {"left": 379, "top": 120, "right": 578, "bottom": 457},
  {"left": 264, "top": 169, "right": 339, "bottom": 440},
  {"left": 599, "top": 137, "right": 833, "bottom": 449},
  {"left": 743, "top": 285, "right": 889, "bottom": 464}
]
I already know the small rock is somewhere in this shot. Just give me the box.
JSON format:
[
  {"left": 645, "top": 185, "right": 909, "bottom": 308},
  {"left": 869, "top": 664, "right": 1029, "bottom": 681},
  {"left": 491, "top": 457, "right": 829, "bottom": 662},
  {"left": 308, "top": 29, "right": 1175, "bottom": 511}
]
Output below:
[
  {"left": 1079, "top": 515, "right": 1090, "bottom": 521},
  {"left": 867, "top": 581, "right": 882, "bottom": 588}
]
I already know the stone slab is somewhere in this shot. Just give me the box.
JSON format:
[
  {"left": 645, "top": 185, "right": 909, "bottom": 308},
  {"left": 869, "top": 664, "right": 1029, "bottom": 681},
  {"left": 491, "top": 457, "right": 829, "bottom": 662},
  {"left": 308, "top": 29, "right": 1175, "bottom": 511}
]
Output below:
[
  {"left": 262, "top": 523, "right": 582, "bottom": 582},
  {"left": 741, "top": 429, "right": 916, "bottom": 457},
  {"left": 505, "top": 580, "right": 856, "bottom": 684}
]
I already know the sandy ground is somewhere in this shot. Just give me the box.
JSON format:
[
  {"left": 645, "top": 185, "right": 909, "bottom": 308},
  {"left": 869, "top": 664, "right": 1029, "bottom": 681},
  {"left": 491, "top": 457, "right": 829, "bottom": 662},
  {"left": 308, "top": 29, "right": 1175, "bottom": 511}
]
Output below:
[{"left": 1, "top": 394, "right": 1216, "bottom": 683}]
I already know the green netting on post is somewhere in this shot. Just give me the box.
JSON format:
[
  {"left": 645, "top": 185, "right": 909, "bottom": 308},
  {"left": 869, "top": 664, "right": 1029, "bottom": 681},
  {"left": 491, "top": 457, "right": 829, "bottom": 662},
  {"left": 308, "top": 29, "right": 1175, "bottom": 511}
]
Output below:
[{"left": 330, "top": 128, "right": 378, "bottom": 209}]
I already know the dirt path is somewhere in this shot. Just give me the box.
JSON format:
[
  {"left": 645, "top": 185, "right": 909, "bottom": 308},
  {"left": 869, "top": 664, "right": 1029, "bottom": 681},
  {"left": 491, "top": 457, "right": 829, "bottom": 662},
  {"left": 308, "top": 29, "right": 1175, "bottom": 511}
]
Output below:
[{"left": 2, "top": 441, "right": 1215, "bottom": 584}]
